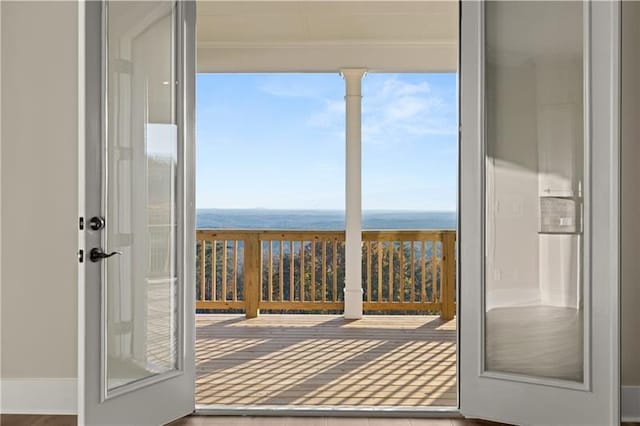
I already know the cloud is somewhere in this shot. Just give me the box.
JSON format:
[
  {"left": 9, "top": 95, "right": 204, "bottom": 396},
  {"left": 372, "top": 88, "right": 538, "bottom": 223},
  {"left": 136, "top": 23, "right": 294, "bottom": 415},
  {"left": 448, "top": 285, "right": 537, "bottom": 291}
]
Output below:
[
  {"left": 377, "top": 78, "right": 431, "bottom": 98},
  {"left": 362, "top": 75, "right": 457, "bottom": 146},
  {"left": 258, "top": 74, "right": 338, "bottom": 99},
  {"left": 307, "top": 99, "right": 345, "bottom": 128},
  {"left": 305, "top": 74, "right": 456, "bottom": 147},
  {"left": 257, "top": 74, "right": 457, "bottom": 147}
]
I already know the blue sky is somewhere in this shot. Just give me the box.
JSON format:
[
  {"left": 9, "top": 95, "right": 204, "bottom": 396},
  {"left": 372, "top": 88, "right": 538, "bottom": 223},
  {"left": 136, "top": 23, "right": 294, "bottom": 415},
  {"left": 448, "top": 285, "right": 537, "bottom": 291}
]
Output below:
[{"left": 196, "top": 73, "right": 457, "bottom": 211}]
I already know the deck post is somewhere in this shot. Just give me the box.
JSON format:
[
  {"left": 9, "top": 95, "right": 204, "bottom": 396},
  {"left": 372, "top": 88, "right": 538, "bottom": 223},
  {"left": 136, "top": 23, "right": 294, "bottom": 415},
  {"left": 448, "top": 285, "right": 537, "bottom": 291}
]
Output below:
[
  {"left": 342, "top": 68, "right": 366, "bottom": 320},
  {"left": 440, "top": 232, "right": 456, "bottom": 321},
  {"left": 244, "top": 234, "right": 261, "bottom": 318}
]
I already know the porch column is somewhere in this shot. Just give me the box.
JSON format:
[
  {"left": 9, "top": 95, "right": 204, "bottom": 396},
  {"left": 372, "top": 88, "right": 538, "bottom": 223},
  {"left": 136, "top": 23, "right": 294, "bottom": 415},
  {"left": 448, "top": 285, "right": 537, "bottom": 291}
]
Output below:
[{"left": 342, "top": 68, "right": 366, "bottom": 320}]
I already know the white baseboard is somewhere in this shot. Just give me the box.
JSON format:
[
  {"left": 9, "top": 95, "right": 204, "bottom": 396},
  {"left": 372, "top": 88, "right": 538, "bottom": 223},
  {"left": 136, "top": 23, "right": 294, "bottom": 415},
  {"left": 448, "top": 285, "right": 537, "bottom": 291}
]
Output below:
[
  {"left": 0, "top": 379, "right": 635, "bottom": 419},
  {"left": 0, "top": 378, "right": 77, "bottom": 415},
  {"left": 623, "top": 385, "right": 640, "bottom": 422}
]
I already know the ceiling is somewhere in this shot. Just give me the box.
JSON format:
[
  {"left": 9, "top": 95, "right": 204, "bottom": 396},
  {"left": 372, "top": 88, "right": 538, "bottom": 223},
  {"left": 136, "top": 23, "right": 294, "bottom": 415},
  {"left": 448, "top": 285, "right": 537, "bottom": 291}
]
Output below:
[{"left": 196, "top": 1, "right": 459, "bottom": 73}]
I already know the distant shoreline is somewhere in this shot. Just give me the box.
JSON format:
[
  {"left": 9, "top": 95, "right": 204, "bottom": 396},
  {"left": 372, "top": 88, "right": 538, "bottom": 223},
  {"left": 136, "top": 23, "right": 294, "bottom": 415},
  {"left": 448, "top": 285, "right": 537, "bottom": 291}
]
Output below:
[{"left": 196, "top": 208, "right": 456, "bottom": 230}]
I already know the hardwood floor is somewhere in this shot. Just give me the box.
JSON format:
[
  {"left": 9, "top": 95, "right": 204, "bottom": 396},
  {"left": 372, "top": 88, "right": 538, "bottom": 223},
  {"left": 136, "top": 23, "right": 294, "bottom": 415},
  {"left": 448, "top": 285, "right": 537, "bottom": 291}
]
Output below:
[
  {"left": 3, "top": 414, "right": 637, "bottom": 425},
  {"left": 0, "top": 414, "right": 77, "bottom": 426},
  {"left": 196, "top": 314, "right": 457, "bottom": 407},
  {"left": 168, "top": 416, "right": 503, "bottom": 426},
  {"left": 0, "top": 415, "right": 504, "bottom": 426}
]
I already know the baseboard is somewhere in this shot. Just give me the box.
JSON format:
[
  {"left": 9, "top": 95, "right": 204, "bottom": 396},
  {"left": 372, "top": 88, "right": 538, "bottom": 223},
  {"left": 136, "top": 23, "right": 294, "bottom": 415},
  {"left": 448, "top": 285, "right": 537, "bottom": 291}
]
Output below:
[
  {"left": 0, "top": 379, "right": 635, "bottom": 418},
  {"left": 623, "top": 385, "right": 640, "bottom": 422},
  {"left": 0, "top": 378, "right": 77, "bottom": 414}
]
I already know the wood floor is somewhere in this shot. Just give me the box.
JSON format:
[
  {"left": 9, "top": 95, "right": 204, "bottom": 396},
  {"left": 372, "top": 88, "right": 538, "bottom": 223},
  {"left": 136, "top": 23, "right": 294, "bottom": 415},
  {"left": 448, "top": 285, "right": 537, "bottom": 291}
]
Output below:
[
  {"left": 3, "top": 415, "right": 639, "bottom": 426},
  {"left": 196, "top": 314, "right": 457, "bottom": 407},
  {"left": 0, "top": 415, "right": 77, "bottom": 426},
  {"left": 0, "top": 415, "right": 504, "bottom": 426},
  {"left": 168, "top": 416, "right": 502, "bottom": 426}
]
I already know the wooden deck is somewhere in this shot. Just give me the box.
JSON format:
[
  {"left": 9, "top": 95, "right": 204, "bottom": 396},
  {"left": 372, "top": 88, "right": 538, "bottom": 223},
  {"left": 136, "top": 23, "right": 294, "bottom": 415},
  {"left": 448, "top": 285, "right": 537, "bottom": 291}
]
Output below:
[{"left": 196, "top": 314, "right": 457, "bottom": 408}]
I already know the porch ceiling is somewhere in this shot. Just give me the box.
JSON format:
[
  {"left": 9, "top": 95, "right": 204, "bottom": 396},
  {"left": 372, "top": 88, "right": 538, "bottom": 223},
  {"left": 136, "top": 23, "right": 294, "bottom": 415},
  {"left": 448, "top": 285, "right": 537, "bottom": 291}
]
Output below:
[{"left": 196, "top": 1, "right": 458, "bottom": 73}]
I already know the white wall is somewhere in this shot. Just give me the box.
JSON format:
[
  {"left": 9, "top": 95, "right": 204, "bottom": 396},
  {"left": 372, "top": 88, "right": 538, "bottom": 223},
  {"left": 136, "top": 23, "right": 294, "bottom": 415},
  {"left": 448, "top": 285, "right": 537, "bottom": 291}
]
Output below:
[{"left": 1, "top": 0, "right": 78, "bottom": 412}]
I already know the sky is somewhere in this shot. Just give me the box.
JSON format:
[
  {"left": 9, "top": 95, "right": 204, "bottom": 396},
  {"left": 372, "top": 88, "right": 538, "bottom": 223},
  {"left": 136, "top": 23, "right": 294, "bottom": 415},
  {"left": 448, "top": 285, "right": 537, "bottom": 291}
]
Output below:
[{"left": 196, "top": 73, "right": 458, "bottom": 211}]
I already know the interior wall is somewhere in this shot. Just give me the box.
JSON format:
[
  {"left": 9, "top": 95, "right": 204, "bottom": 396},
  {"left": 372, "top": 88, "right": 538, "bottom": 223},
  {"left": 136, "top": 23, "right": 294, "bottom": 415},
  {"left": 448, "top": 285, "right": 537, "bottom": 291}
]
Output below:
[
  {"left": 0, "top": 1, "right": 78, "bottom": 379},
  {"left": 622, "top": 0, "right": 640, "bottom": 387}
]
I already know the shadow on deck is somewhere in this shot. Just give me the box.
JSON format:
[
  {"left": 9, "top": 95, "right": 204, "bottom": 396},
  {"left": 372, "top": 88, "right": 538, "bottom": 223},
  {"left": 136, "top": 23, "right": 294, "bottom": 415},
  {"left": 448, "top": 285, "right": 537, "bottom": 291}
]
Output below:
[{"left": 195, "top": 314, "right": 457, "bottom": 408}]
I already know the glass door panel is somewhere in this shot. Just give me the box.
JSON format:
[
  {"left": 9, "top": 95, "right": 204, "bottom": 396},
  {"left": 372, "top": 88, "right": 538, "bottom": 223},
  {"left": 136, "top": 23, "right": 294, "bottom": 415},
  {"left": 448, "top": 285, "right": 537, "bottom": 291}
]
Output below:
[
  {"left": 483, "top": 1, "right": 586, "bottom": 385},
  {"left": 105, "top": 0, "right": 179, "bottom": 396}
]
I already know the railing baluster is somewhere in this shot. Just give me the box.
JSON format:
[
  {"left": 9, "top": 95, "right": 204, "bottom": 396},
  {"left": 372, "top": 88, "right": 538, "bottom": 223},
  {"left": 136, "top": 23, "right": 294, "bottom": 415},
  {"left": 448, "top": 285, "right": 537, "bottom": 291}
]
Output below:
[
  {"left": 431, "top": 240, "right": 438, "bottom": 303},
  {"left": 421, "top": 240, "right": 426, "bottom": 303},
  {"left": 290, "top": 240, "right": 295, "bottom": 301},
  {"left": 279, "top": 241, "right": 284, "bottom": 302},
  {"left": 322, "top": 240, "right": 327, "bottom": 302},
  {"left": 268, "top": 241, "right": 273, "bottom": 302},
  {"left": 299, "top": 241, "right": 305, "bottom": 301},
  {"left": 377, "top": 242, "right": 383, "bottom": 302},
  {"left": 333, "top": 240, "right": 338, "bottom": 302},
  {"left": 400, "top": 241, "right": 405, "bottom": 302},
  {"left": 389, "top": 242, "right": 394, "bottom": 302},
  {"left": 366, "top": 241, "right": 372, "bottom": 302},
  {"left": 411, "top": 241, "right": 415, "bottom": 303},
  {"left": 222, "top": 240, "right": 228, "bottom": 301},
  {"left": 232, "top": 240, "right": 238, "bottom": 301},
  {"left": 311, "top": 241, "right": 316, "bottom": 302},
  {"left": 212, "top": 240, "right": 217, "bottom": 301},
  {"left": 199, "top": 240, "right": 206, "bottom": 301}
]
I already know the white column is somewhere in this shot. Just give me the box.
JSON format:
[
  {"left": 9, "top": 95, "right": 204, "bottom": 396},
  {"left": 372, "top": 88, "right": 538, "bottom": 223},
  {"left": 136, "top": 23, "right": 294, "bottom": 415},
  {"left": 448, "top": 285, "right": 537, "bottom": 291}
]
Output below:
[{"left": 341, "top": 68, "right": 366, "bottom": 320}]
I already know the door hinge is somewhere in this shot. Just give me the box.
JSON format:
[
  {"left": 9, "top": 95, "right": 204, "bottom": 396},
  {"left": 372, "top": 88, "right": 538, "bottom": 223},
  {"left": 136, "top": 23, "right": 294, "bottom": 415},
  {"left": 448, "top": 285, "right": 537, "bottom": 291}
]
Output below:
[{"left": 78, "top": 249, "right": 84, "bottom": 263}]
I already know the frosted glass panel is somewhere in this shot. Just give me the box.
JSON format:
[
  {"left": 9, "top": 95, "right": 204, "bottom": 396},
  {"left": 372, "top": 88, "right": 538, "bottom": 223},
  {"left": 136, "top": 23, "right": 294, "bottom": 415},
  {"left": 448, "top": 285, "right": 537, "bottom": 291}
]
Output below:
[
  {"left": 484, "top": 1, "right": 585, "bottom": 383},
  {"left": 105, "top": 1, "right": 178, "bottom": 393}
]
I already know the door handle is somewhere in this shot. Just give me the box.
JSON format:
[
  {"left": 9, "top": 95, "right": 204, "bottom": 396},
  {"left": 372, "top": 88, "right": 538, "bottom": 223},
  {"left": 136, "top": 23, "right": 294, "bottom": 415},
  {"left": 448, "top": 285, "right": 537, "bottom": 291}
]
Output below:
[{"left": 90, "top": 248, "right": 122, "bottom": 262}]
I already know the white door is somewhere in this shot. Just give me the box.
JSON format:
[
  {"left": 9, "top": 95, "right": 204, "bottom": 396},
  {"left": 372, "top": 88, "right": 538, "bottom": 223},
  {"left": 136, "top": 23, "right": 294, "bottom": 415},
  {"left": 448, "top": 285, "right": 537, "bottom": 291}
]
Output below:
[
  {"left": 459, "top": 1, "right": 620, "bottom": 425},
  {"left": 79, "top": 1, "right": 196, "bottom": 425}
]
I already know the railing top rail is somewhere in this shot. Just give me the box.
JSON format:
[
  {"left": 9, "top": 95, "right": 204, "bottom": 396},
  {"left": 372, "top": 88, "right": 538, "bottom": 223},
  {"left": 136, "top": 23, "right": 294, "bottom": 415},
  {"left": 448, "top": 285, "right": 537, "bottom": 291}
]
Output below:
[
  {"left": 258, "top": 230, "right": 345, "bottom": 241},
  {"left": 196, "top": 229, "right": 455, "bottom": 242},
  {"left": 361, "top": 230, "right": 454, "bottom": 241}
]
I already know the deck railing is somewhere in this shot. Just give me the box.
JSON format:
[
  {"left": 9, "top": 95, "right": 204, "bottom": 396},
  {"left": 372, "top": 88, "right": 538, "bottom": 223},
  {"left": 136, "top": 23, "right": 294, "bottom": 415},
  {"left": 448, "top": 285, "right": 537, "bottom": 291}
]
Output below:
[{"left": 195, "top": 229, "right": 456, "bottom": 320}]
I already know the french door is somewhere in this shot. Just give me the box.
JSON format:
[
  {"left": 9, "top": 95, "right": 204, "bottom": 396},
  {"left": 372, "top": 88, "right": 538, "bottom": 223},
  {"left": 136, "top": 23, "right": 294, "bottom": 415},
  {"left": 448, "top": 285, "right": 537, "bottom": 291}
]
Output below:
[
  {"left": 80, "top": 1, "right": 196, "bottom": 425},
  {"left": 459, "top": 1, "right": 620, "bottom": 425}
]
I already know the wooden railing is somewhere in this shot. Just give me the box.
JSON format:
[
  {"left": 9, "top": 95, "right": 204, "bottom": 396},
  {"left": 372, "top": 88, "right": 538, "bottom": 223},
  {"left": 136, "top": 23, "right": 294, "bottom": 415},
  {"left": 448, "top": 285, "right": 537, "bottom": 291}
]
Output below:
[{"left": 195, "top": 229, "right": 456, "bottom": 320}]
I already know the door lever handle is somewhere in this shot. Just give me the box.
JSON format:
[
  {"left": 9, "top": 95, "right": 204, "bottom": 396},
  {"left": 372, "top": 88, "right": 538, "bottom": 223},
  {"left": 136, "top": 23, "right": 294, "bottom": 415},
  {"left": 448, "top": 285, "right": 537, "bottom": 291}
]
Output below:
[{"left": 90, "top": 248, "right": 122, "bottom": 262}]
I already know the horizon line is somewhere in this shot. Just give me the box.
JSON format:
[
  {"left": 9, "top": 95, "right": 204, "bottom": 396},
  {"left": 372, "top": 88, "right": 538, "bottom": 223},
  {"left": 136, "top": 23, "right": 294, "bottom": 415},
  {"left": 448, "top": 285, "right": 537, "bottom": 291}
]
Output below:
[{"left": 196, "top": 208, "right": 457, "bottom": 213}]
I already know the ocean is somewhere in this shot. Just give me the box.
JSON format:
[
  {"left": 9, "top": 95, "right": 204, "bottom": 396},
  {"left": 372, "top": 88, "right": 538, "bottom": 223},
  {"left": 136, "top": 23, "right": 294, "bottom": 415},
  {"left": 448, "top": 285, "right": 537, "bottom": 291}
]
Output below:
[{"left": 196, "top": 209, "right": 456, "bottom": 230}]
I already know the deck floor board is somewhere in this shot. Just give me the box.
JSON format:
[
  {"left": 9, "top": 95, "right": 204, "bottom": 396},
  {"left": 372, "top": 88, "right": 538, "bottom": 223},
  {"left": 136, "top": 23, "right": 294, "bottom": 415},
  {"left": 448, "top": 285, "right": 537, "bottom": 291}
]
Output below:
[{"left": 196, "top": 314, "right": 457, "bottom": 407}]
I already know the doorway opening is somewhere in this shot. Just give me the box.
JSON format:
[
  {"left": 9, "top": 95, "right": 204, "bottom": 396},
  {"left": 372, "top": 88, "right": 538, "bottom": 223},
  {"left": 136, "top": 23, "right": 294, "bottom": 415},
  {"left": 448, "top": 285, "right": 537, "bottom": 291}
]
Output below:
[{"left": 193, "top": 1, "right": 458, "bottom": 412}]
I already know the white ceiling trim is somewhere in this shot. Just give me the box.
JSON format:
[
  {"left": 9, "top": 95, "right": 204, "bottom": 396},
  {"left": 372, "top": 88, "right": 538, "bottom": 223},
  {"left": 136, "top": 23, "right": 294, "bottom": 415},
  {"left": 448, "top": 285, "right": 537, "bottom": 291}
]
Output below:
[
  {"left": 197, "top": 40, "right": 456, "bottom": 48},
  {"left": 197, "top": 43, "right": 457, "bottom": 73}
]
